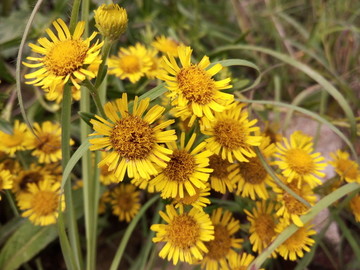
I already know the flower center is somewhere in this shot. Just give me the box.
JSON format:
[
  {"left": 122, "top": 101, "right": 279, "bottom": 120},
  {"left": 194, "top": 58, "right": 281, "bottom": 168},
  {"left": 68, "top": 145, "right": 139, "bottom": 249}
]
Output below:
[
  {"left": 168, "top": 214, "right": 200, "bottom": 249},
  {"left": 254, "top": 214, "right": 276, "bottom": 244},
  {"left": 110, "top": 116, "right": 155, "bottom": 160},
  {"left": 338, "top": 159, "right": 358, "bottom": 179},
  {"left": 214, "top": 119, "right": 246, "bottom": 149},
  {"left": 283, "top": 185, "right": 309, "bottom": 215},
  {"left": 45, "top": 40, "right": 88, "bottom": 76},
  {"left": 37, "top": 134, "right": 61, "bottom": 154},
  {"left": 209, "top": 155, "right": 231, "bottom": 179},
  {"left": 163, "top": 150, "right": 196, "bottom": 183},
  {"left": 117, "top": 193, "right": 134, "bottom": 211},
  {"left": 119, "top": 55, "right": 141, "bottom": 73},
  {"left": 19, "top": 171, "right": 43, "bottom": 191},
  {"left": 238, "top": 157, "right": 267, "bottom": 184},
  {"left": 285, "top": 149, "right": 314, "bottom": 175},
  {"left": 177, "top": 65, "right": 215, "bottom": 105},
  {"left": 32, "top": 191, "right": 59, "bottom": 216},
  {"left": 206, "top": 225, "right": 231, "bottom": 259}
]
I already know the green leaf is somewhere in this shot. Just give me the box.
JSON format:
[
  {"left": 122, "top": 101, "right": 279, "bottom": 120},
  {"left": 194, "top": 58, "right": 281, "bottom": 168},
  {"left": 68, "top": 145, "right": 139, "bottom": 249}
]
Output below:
[
  {"left": 78, "top": 111, "right": 96, "bottom": 128},
  {"left": 0, "top": 221, "right": 57, "bottom": 270},
  {"left": 0, "top": 59, "right": 15, "bottom": 84},
  {"left": 0, "top": 119, "right": 12, "bottom": 134}
]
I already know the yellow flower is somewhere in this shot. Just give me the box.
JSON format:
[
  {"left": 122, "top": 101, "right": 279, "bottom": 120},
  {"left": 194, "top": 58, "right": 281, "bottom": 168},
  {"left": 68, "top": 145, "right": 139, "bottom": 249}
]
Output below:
[
  {"left": 203, "top": 102, "right": 262, "bottom": 163},
  {"left": 94, "top": 3, "right": 128, "bottom": 40},
  {"left": 275, "top": 222, "right": 316, "bottom": 261},
  {"left": 274, "top": 131, "right": 327, "bottom": 188},
  {"left": 0, "top": 164, "right": 13, "bottom": 200},
  {"left": 151, "top": 35, "right": 184, "bottom": 57},
  {"left": 225, "top": 252, "right": 264, "bottom": 270},
  {"left": 230, "top": 135, "right": 276, "bottom": 200},
  {"left": 17, "top": 180, "right": 65, "bottom": 226},
  {"left": 23, "top": 18, "right": 103, "bottom": 92},
  {"left": 172, "top": 184, "right": 211, "bottom": 210},
  {"left": 150, "top": 132, "right": 213, "bottom": 198},
  {"left": 144, "top": 47, "right": 161, "bottom": 79},
  {"left": 12, "top": 163, "right": 55, "bottom": 195},
  {"left": 275, "top": 179, "right": 317, "bottom": 227},
  {"left": 89, "top": 93, "right": 177, "bottom": 181},
  {"left": 208, "top": 154, "right": 237, "bottom": 194},
  {"left": 244, "top": 201, "right": 278, "bottom": 255},
  {"left": 108, "top": 43, "right": 152, "bottom": 83},
  {"left": 99, "top": 152, "right": 117, "bottom": 185},
  {"left": 151, "top": 204, "right": 214, "bottom": 265},
  {"left": 44, "top": 84, "right": 81, "bottom": 104},
  {"left": 350, "top": 194, "right": 360, "bottom": 222},
  {"left": 28, "top": 121, "right": 73, "bottom": 164},
  {"left": 201, "top": 208, "right": 243, "bottom": 270},
  {"left": 0, "top": 120, "right": 31, "bottom": 156},
  {"left": 329, "top": 150, "right": 360, "bottom": 183},
  {"left": 158, "top": 46, "right": 233, "bottom": 126},
  {"left": 110, "top": 184, "right": 141, "bottom": 222}
]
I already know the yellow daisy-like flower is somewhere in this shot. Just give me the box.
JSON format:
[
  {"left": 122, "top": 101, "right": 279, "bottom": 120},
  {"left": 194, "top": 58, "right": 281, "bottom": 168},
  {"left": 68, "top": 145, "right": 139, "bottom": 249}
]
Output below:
[
  {"left": 130, "top": 173, "right": 157, "bottom": 193},
  {"left": 17, "top": 180, "right": 65, "bottom": 226},
  {"left": 201, "top": 208, "right": 243, "bottom": 270},
  {"left": 230, "top": 135, "right": 276, "bottom": 200},
  {"left": 275, "top": 222, "right": 316, "bottom": 261},
  {"left": 151, "top": 132, "right": 213, "bottom": 198},
  {"left": 158, "top": 46, "right": 233, "bottom": 126},
  {"left": 329, "top": 150, "right": 360, "bottom": 183},
  {"left": 45, "top": 84, "right": 81, "bottom": 104},
  {"left": 203, "top": 102, "right": 262, "bottom": 163},
  {"left": 0, "top": 120, "right": 31, "bottom": 156},
  {"left": 23, "top": 18, "right": 103, "bottom": 92},
  {"left": 12, "top": 164, "right": 55, "bottom": 195},
  {"left": 108, "top": 43, "right": 152, "bottom": 83},
  {"left": 89, "top": 93, "right": 177, "bottom": 181},
  {"left": 151, "top": 35, "right": 184, "bottom": 57},
  {"left": 275, "top": 179, "right": 317, "bottom": 227},
  {"left": 151, "top": 204, "right": 214, "bottom": 265},
  {"left": 208, "top": 154, "right": 237, "bottom": 194},
  {"left": 244, "top": 200, "right": 278, "bottom": 255},
  {"left": 274, "top": 131, "right": 327, "bottom": 188},
  {"left": 0, "top": 164, "right": 13, "bottom": 200},
  {"left": 172, "top": 184, "right": 211, "bottom": 210},
  {"left": 225, "top": 252, "right": 264, "bottom": 270},
  {"left": 350, "top": 194, "right": 360, "bottom": 222},
  {"left": 99, "top": 162, "right": 117, "bottom": 185},
  {"left": 94, "top": 3, "right": 128, "bottom": 40},
  {"left": 110, "top": 183, "right": 141, "bottom": 222},
  {"left": 28, "top": 121, "right": 73, "bottom": 164}
]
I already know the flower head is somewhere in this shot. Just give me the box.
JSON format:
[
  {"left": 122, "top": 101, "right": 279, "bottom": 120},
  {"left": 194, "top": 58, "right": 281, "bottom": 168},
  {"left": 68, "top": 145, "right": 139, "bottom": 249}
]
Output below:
[
  {"left": 226, "top": 252, "right": 263, "bottom": 270},
  {"left": 0, "top": 120, "right": 31, "bottom": 156},
  {"left": 0, "top": 164, "right": 13, "bottom": 200},
  {"left": 201, "top": 208, "right": 243, "bottom": 270},
  {"left": 274, "top": 131, "right": 327, "bottom": 188},
  {"left": 203, "top": 102, "right": 262, "bottom": 163},
  {"left": 158, "top": 46, "right": 233, "bottom": 126},
  {"left": 275, "top": 222, "right": 316, "bottom": 261},
  {"left": 151, "top": 35, "right": 184, "bottom": 57},
  {"left": 244, "top": 201, "right": 278, "bottom": 255},
  {"left": 172, "top": 184, "right": 211, "bottom": 210},
  {"left": 208, "top": 154, "right": 237, "bottom": 194},
  {"left": 150, "top": 132, "right": 213, "bottom": 198},
  {"left": 231, "top": 135, "right": 276, "bottom": 200},
  {"left": 17, "top": 180, "right": 65, "bottom": 226},
  {"left": 28, "top": 121, "right": 73, "bottom": 164},
  {"left": 108, "top": 43, "right": 152, "bottom": 83},
  {"left": 110, "top": 183, "right": 141, "bottom": 222},
  {"left": 89, "top": 93, "right": 177, "bottom": 181},
  {"left": 350, "top": 194, "right": 360, "bottom": 222},
  {"left": 329, "top": 150, "right": 360, "bottom": 183},
  {"left": 94, "top": 3, "right": 128, "bottom": 40},
  {"left": 23, "top": 18, "right": 103, "bottom": 92},
  {"left": 151, "top": 205, "right": 214, "bottom": 265},
  {"left": 275, "top": 179, "right": 317, "bottom": 227}
]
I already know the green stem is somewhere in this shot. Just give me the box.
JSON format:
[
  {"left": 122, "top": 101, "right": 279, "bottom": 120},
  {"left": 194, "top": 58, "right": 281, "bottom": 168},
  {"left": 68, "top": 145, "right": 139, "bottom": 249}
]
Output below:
[
  {"left": 109, "top": 195, "right": 160, "bottom": 270},
  {"left": 95, "top": 37, "right": 112, "bottom": 90},
  {"left": 61, "top": 85, "right": 83, "bottom": 270},
  {"left": 84, "top": 79, "right": 106, "bottom": 118},
  {"left": 69, "top": 0, "right": 82, "bottom": 33},
  {"left": 5, "top": 190, "right": 19, "bottom": 216},
  {"left": 249, "top": 182, "right": 360, "bottom": 270}
]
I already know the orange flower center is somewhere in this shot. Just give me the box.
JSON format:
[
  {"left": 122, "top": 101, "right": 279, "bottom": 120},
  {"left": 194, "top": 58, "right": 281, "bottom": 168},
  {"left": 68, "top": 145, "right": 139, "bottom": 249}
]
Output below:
[
  {"left": 214, "top": 119, "right": 246, "bottom": 149},
  {"left": 32, "top": 190, "right": 59, "bottom": 216},
  {"left": 119, "top": 55, "right": 141, "bottom": 73},
  {"left": 206, "top": 225, "right": 232, "bottom": 259},
  {"left": 168, "top": 214, "right": 200, "bottom": 249},
  {"left": 163, "top": 150, "right": 196, "bottom": 183}
]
